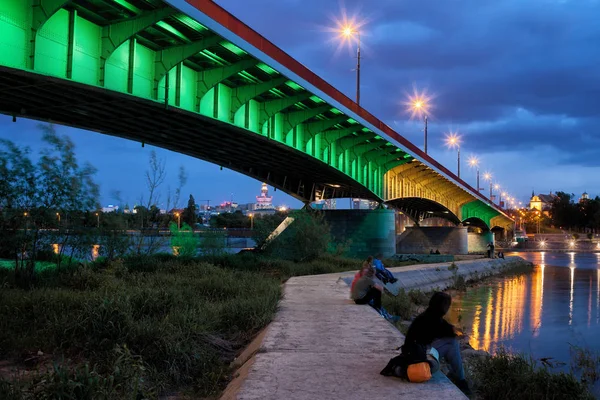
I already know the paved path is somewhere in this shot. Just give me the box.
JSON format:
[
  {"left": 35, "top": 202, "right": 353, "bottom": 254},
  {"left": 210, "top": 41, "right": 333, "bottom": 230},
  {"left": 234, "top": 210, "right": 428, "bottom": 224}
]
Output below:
[
  {"left": 232, "top": 257, "right": 528, "bottom": 399},
  {"left": 235, "top": 271, "right": 469, "bottom": 399}
]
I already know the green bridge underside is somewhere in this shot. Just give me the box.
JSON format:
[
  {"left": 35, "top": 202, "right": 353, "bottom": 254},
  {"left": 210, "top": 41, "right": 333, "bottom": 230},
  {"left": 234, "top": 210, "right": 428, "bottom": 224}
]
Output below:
[{"left": 0, "top": 0, "right": 506, "bottom": 228}]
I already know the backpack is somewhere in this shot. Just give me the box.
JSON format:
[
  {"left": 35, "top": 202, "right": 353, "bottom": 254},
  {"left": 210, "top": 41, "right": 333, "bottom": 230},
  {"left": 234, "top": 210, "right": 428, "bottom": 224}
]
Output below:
[{"left": 380, "top": 343, "right": 437, "bottom": 383}]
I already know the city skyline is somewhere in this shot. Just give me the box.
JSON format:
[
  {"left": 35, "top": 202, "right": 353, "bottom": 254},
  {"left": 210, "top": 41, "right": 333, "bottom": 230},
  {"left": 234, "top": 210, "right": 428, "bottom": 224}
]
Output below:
[{"left": 1, "top": 0, "right": 598, "bottom": 208}]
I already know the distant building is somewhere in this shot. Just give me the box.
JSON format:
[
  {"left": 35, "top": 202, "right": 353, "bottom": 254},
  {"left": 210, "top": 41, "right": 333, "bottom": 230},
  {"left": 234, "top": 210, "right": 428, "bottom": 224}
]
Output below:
[
  {"left": 579, "top": 192, "right": 590, "bottom": 203},
  {"left": 352, "top": 198, "right": 379, "bottom": 210},
  {"left": 256, "top": 183, "right": 274, "bottom": 210},
  {"left": 529, "top": 191, "right": 555, "bottom": 213},
  {"left": 102, "top": 204, "right": 119, "bottom": 213}
]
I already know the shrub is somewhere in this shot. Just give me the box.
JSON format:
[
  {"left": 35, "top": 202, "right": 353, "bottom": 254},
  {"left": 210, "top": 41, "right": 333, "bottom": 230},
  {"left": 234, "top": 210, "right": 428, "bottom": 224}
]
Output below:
[
  {"left": 471, "top": 348, "right": 593, "bottom": 400},
  {"left": 268, "top": 210, "right": 331, "bottom": 262}
]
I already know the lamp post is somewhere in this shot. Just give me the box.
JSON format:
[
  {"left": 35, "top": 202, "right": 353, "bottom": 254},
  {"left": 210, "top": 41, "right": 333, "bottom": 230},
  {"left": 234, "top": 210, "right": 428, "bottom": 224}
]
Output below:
[
  {"left": 494, "top": 184, "right": 500, "bottom": 204},
  {"left": 445, "top": 133, "right": 461, "bottom": 178},
  {"left": 501, "top": 192, "right": 507, "bottom": 207},
  {"left": 483, "top": 172, "right": 492, "bottom": 199},
  {"left": 249, "top": 213, "right": 254, "bottom": 230},
  {"left": 468, "top": 157, "right": 480, "bottom": 192},
  {"left": 95, "top": 212, "right": 99, "bottom": 228},
  {"left": 175, "top": 212, "right": 181, "bottom": 230},
  {"left": 340, "top": 25, "right": 361, "bottom": 106}
]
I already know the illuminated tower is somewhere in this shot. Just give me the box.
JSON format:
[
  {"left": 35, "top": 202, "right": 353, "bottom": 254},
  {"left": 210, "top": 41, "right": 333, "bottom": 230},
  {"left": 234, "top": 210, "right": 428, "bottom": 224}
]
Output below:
[{"left": 256, "top": 182, "right": 274, "bottom": 210}]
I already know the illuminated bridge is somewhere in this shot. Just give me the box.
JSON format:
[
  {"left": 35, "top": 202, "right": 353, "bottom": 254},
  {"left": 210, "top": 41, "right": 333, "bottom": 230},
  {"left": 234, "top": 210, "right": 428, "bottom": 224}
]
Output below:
[{"left": 0, "top": 0, "right": 513, "bottom": 253}]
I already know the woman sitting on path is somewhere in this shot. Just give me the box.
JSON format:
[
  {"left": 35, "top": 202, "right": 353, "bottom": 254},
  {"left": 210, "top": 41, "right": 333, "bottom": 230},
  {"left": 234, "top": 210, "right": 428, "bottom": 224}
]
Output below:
[
  {"left": 350, "top": 263, "right": 371, "bottom": 293},
  {"left": 403, "top": 292, "right": 471, "bottom": 395},
  {"left": 351, "top": 267, "right": 383, "bottom": 311}
]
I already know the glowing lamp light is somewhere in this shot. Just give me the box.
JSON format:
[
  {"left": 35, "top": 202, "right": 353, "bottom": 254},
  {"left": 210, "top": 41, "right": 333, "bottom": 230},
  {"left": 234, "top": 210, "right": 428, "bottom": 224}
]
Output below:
[
  {"left": 445, "top": 132, "right": 461, "bottom": 148},
  {"left": 569, "top": 240, "right": 576, "bottom": 248},
  {"left": 468, "top": 156, "right": 479, "bottom": 167},
  {"left": 539, "top": 241, "right": 546, "bottom": 247}
]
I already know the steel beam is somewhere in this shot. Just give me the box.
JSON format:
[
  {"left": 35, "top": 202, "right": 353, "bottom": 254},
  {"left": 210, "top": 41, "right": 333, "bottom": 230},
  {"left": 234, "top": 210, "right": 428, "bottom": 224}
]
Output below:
[
  {"left": 257, "top": 92, "right": 312, "bottom": 127},
  {"left": 230, "top": 76, "right": 288, "bottom": 120},
  {"left": 154, "top": 35, "right": 222, "bottom": 97},
  {"left": 196, "top": 58, "right": 258, "bottom": 106},
  {"left": 100, "top": 7, "right": 175, "bottom": 85}
]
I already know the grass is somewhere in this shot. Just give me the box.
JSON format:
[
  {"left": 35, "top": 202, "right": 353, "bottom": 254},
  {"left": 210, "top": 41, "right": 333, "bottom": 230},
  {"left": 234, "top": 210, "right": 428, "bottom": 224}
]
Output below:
[
  {"left": 0, "top": 254, "right": 284, "bottom": 398},
  {"left": 470, "top": 348, "right": 594, "bottom": 400},
  {"left": 0, "top": 252, "right": 372, "bottom": 399}
]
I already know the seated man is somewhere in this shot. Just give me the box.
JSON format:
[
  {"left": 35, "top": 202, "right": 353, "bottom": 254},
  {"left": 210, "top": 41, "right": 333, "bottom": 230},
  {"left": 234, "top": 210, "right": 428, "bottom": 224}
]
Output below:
[
  {"left": 403, "top": 292, "right": 471, "bottom": 395},
  {"left": 351, "top": 267, "right": 383, "bottom": 311},
  {"left": 373, "top": 253, "right": 398, "bottom": 284}
]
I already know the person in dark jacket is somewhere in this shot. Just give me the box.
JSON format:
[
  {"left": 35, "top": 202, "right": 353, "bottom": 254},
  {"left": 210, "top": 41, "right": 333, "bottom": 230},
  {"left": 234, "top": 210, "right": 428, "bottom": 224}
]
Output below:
[{"left": 404, "top": 292, "right": 470, "bottom": 394}]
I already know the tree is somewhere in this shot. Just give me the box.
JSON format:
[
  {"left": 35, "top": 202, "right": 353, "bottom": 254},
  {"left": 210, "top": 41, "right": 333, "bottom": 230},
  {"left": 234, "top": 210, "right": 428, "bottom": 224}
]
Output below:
[
  {"left": 268, "top": 210, "right": 331, "bottom": 262},
  {"left": 0, "top": 124, "right": 99, "bottom": 283},
  {"left": 182, "top": 194, "right": 197, "bottom": 228}
]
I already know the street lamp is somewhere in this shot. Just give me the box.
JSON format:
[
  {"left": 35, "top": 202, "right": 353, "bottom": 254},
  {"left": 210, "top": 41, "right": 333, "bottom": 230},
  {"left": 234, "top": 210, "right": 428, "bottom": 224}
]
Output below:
[
  {"left": 483, "top": 172, "right": 492, "bottom": 199},
  {"left": 468, "top": 156, "right": 480, "bottom": 192},
  {"left": 410, "top": 99, "right": 430, "bottom": 154},
  {"left": 249, "top": 213, "right": 254, "bottom": 230},
  {"left": 493, "top": 184, "right": 500, "bottom": 204},
  {"left": 339, "top": 24, "right": 361, "bottom": 105},
  {"left": 56, "top": 212, "right": 61, "bottom": 225},
  {"left": 95, "top": 212, "right": 99, "bottom": 228},
  {"left": 445, "top": 132, "right": 461, "bottom": 178},
  {"left": 175, "top": 212, "right": 181, "bottom": 230}
]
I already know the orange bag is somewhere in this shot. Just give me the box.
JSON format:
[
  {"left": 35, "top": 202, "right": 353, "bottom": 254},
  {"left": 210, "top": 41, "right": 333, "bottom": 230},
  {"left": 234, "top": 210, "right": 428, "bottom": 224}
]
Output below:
[{"left": 406, "top": 362, "right": 432, "bottom": 383}]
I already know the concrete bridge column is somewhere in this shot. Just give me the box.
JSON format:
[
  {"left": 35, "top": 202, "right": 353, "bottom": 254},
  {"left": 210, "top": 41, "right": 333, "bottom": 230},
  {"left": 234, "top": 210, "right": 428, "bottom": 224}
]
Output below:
[
  {"left": 468, "top": 230, "right": 494, "bottom": 253},
  {"left": 396, "top": 226, "right": 469, "bottom": 255},
  {"left": 322, "top": 209, "right": 396, "bottom": 259}
]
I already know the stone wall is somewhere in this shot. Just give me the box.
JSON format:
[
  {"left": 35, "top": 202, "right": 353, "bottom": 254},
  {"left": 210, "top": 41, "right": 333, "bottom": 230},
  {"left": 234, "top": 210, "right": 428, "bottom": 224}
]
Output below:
[
  {"left": 396, "top": 226, "right": 468, "bottom": 255},
  {"left": 387, "top": 256, "right": 531, "bottom": 292},
  {"left": 322, "top": 209, "right": 396, "bottom": 258}
]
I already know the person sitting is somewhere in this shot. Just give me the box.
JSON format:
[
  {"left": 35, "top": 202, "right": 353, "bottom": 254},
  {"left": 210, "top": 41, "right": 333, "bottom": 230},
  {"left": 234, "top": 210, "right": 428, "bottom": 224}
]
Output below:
[
  {"left": 403, "top": 292, "right": 471, "bottom": 395},
  {"left": 498, "top": 251, "right": 505, "bottom": 259},
  {"left": 430, "top": 249, "right": 435, "bottom": 254},
  {"left": 373, "top": 253, "right": 398, "bottom": 284},
  {"left": 350, "top": 264, "right": 371, "bottom": 293},
  {"left": 435, "top": 249, "right": 441, "bottom": 255},
  {"left": 351, "top": 267, "right": 383, "bottom": 311}
]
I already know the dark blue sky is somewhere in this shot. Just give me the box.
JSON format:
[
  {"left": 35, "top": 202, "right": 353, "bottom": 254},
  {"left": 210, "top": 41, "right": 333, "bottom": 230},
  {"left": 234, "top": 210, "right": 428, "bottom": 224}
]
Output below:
[{"left": 2, "top": 0, "right": 598, "bottom": 208}]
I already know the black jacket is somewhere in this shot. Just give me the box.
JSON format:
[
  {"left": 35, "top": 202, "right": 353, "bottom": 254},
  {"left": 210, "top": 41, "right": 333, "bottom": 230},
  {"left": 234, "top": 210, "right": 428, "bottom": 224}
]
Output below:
[{"left": 404, "top": 293, "right": 456, "bottom": 346}]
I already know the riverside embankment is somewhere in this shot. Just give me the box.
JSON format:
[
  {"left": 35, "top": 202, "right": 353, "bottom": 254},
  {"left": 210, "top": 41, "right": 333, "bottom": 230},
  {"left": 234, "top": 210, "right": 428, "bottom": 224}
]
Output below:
[{"left": 224, "top": 256, "right": 531, "bottom": 400}]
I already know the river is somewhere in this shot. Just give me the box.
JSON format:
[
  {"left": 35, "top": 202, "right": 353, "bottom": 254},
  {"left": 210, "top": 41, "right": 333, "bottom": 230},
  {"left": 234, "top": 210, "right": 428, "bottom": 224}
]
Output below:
[{"left": 446, "top": 252, "right": 600, "bottom": 372}]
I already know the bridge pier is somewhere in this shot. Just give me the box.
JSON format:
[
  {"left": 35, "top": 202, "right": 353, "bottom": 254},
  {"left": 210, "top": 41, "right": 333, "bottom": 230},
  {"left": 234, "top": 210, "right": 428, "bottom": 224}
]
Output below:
[
  {"left": 322, "top": 209, "right": 396, "bottom": 259},
  {"left": 396, "top": 226, "right": 469, "bottom": 255}
]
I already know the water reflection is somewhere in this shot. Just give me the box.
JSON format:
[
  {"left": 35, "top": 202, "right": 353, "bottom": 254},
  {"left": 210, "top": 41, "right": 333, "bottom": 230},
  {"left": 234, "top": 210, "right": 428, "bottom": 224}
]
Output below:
[{"left": 448, "top": 252, "right": 600, "bottom": 362}]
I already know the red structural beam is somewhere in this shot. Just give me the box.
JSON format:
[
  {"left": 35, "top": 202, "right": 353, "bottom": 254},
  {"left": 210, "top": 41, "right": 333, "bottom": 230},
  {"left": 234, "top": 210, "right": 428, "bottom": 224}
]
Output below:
[{"left": 185, "top": 0, "right": 507, "bottom": 215}]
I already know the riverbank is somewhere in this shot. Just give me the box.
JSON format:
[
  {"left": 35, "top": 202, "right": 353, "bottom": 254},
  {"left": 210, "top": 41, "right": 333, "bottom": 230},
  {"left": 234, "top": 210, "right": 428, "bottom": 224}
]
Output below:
[
  {"left": 229, "top": 257, "right": 531, "bottom": 399},
  {"left": 0, "top": 253, "right": 382, "bottom": 399}
]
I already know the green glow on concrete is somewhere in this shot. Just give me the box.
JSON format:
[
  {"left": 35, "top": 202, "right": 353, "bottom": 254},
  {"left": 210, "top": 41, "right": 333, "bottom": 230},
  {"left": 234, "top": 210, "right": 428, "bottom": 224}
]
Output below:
[
  {"left": 35, "top": 9, "right": 69, "bottom": 77},
  {"left": 113, "top": 0, "right": 141, "bottom": 14},
  {"left": 256, "top": 62, "right": 278, "bottom": 75},
  {"left": 105, "top": 40, "right": 129, "bottom": 92},
  {"left": 133, "top": 43, "right": 154, "bottom": 98},
  {"left": 310, "top": 95, "right": 325, "bottom": 104},
  {"left": 220, "top": 41, "right": 246, "bottom": 56},
  {"left": 238, "top": 70, "right": 258, "bottom": 83},
  {"left": 156, "top": 21, "right": 188, "bottom": 42},
  {"left": 176, "top": 15, "right": 207, "bottom": 32},
  {"left": 200, "top": 49, "right": 225, "bottom": 65},
  {"left": 180, "top": 64, "right": 196, "bottom": 110},
  {"left": 0, "top": 1, "right": 29, "bottom": 69},
  {"left": 216, "top": 83, "right": 232, "bottom": 122},
  {"left": 330, "top": 108, "right": 343, "bottom": 115},
  {"left": 73, "top": 15, "right": 101, "bottom": 85},
  {"left": 200, "top": 87, "right": 215, "bottom": 117},
  {"left": 285, "top": 81, "right": 304, "bottom": 91}
]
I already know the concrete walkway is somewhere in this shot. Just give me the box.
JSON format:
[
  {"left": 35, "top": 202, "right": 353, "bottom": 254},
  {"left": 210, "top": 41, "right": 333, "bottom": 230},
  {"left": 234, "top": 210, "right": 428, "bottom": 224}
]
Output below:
[{"left": 231, "top": 257, "right": 527, "bottom": 399}]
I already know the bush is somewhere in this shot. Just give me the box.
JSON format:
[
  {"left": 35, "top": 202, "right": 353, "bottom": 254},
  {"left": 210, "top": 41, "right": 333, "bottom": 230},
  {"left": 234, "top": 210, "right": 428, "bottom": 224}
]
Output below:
[
  {"left": 471, "top": 348, "right": 594, "bottom": 400},
  {"left": 268, "top": 210, "right": 331, "bottom": 262}
]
